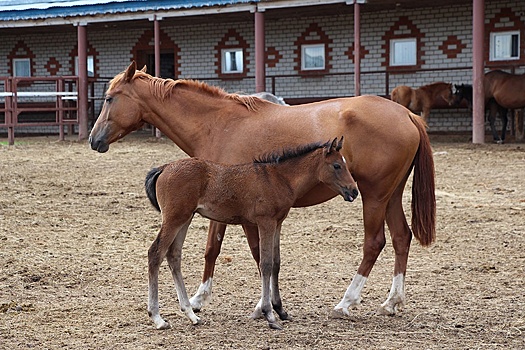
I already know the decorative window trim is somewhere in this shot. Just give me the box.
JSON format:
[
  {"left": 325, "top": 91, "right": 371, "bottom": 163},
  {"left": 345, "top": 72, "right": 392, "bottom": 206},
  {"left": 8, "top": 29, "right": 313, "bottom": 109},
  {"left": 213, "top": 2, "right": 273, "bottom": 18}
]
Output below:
[
  {"left": 489, "top": 31, "right": 520, "bottom": 61},
  {"left": 13, "top": 57, "right": 31, "bottom": 77},
  {"left": 301, "top": 44, "right": 326, "bottom": 71},
  {"left": 390, "top": 38, "right": 417, "bottom": 66},
  {"left": 221, "top": 48, "right": 244, "bottom": 74}
]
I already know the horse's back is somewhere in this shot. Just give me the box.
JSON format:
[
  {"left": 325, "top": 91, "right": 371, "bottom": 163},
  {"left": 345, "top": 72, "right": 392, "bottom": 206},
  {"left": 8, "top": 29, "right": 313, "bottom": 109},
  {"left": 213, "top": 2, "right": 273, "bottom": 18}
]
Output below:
[{"left": 485, "top": 70, "right": 525, "bottom": 108}]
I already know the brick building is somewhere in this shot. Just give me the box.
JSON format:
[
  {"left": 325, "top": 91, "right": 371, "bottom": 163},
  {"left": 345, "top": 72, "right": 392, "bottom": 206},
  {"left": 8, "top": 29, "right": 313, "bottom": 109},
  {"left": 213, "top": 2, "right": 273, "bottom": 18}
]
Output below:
[{"left": 0, "top": 0, "right": 524, "bottom": 141}]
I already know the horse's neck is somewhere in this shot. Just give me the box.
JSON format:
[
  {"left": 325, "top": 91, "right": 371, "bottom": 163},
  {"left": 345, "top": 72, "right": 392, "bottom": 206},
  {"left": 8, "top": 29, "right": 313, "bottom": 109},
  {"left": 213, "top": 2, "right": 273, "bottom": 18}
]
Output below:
[
  {"left": 140, "top": 84, "right": 239, "bottom": 157},
  {"left": 271, "top": 155, "right": 321, "bottom": 198}
]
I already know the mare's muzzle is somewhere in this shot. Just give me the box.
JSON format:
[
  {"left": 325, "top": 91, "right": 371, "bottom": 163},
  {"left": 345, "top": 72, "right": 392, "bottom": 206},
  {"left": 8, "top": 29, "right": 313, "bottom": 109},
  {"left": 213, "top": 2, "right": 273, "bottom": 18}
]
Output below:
[
  {"left": 89, "top": 134, "right": 110, "bottom": 153},
  {"left": 342, "top": 187, "right": 359, "bottom": 202}
]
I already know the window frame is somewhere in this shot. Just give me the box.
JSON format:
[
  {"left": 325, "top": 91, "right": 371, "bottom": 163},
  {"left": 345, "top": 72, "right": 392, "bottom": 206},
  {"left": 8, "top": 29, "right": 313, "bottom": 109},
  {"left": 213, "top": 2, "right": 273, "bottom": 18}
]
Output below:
[
  {"left": 12, "top": 57, "right": 31, "bottom": 77},
  {"left": 221, "top": 48, "right": 244, "bottom": 74},
  {"left": 301, "top": 43, "right": 326, "bottom": 71},
  {"left": 490, "top": 30, "right": 520, "bottom": 61},
  {"left": 390, "top": 38, "right": 417, "bottom": 67},
  {"left": 74, "top": 55, "right": 95, "bottom": 77}
]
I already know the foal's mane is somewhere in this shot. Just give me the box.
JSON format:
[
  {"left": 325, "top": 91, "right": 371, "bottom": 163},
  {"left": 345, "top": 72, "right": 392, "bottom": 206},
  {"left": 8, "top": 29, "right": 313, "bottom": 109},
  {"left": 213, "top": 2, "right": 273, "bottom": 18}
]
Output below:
[
  {"left": 110, "top": 70, "right": 261, "bottom": 112},
  {"left": 254, "top": 141, "right": 328, "bottom": 164}
]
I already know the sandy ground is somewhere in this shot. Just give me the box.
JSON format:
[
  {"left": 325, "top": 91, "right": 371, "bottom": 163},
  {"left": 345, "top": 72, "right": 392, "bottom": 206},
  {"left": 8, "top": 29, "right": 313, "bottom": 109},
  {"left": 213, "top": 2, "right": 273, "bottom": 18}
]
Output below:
[{"left": 1, "top": 134, "right": 524, "bottom": 349}]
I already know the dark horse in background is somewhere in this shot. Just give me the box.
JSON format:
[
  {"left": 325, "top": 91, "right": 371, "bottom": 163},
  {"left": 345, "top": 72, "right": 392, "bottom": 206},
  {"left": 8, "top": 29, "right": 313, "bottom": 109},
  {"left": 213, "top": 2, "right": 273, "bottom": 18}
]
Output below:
[
  {"left": 456, "top": 70, "right": 525, "bottom": 143},
  {"left": 453, "top": 83, "right": 508, "bottom": 143}
]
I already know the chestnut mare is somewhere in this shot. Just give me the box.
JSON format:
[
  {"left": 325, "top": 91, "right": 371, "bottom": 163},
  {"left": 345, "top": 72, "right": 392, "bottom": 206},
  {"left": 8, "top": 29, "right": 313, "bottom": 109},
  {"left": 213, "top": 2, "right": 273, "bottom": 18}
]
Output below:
[
  {"left": 89, "top": 62, "right": 436, "bottom": 319},
  {"left": 145, "top": 138, "right": 358, "bottom": 330},
  {"left": 391, "top": 82, "right": 454, "bottom": 121}
]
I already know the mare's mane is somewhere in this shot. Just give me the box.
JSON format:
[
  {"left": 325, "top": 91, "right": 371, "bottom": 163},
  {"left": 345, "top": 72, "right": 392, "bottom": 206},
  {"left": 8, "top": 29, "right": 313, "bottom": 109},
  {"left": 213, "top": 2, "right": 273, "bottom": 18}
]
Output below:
[
  {"left": 109, "top": 70, "right": 261, "bottom": 112},
  {"left": 254, "top": 141, "right": 328, "bottom": 164},
  {"left": 420, "top": 82, "right": 450, "bottom": 91}
]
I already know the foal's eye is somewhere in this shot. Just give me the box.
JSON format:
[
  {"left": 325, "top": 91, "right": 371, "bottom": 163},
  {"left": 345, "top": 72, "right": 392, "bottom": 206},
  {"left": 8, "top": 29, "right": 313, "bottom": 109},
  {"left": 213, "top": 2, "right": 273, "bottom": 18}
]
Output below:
[
  {"left": 105, "top": 96, "right": 113, "bottom": 103},
  {"left": 333, "top": 163, "right": 342, "bottom": 170}
]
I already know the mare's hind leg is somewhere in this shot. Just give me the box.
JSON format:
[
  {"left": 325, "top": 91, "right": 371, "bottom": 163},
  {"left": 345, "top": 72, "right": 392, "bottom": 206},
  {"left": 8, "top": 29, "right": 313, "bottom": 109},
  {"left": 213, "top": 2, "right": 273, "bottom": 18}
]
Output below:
[
  {"left": 190, "top": 221, "right": 227, "bottom": 311},
  {"left": 165, "top": 220, "right": 201, "bottom": 325},
  {"left": 333, "top": 192, "right": 387, "bottom": 316},
  {"left": 378, "top": 181, "right": 411, "bottom": 315}
]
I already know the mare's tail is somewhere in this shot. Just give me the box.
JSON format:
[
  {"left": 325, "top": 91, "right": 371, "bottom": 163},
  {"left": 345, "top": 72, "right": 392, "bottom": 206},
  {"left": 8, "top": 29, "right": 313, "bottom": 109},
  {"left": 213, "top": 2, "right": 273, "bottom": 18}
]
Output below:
[
  {"left": 408, "top": 113, "right": 436, "bottom": 246},
  {"left": 145, "top": 166, "right": 166, "bottom": 212}
]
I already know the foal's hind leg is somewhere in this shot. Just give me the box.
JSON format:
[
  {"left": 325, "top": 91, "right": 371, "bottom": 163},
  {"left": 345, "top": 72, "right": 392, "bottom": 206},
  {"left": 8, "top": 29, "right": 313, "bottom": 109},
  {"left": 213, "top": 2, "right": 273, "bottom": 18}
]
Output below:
[
  {"left": 190, "top": 221, "right": 227, "bottom": 311},
  {"left": 148, "top": 226, "right": 179, "bottom": 330},
  {"left": 165, "top": 220, "right": 201, "bottom": 325}
]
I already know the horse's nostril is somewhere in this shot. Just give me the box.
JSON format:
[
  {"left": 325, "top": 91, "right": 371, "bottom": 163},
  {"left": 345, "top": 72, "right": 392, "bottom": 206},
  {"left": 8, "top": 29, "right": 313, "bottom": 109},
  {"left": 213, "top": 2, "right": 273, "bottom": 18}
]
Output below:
[{"left": 352, "top": 188, "right": 359, "bottom": 198}]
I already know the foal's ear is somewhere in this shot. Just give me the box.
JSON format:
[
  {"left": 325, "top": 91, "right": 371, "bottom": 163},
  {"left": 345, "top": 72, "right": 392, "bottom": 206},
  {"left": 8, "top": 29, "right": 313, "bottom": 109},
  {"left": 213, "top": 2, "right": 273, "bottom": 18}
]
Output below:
[
  {"left": 336, "top": 136, "right": 344, "bottom": 151},
  {"left": 140, "top": 65, "right": 147, "bottom": 73},
  {"left": 124, "top": 61, "right": 137, "bottom": 83}
]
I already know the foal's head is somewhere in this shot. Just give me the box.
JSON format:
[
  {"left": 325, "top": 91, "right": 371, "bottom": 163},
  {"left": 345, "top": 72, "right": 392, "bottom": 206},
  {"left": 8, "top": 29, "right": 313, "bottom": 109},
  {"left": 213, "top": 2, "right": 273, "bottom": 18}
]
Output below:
[
  {"left": 89, "top": 61, "right": 148, "bottom": 152},
  {"left": 319, "top": 137, "right": 359, "bottom": 202}
]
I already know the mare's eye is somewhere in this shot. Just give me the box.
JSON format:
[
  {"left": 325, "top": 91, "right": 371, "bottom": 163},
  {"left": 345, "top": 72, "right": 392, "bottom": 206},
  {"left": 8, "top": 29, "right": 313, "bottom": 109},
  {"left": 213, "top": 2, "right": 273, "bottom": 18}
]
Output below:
[
  {"left": 105, "top": 96, "right": 113, "bottom": 103},
  {"left": 333, "top": 163, "right": 342, "bottom": 170}
]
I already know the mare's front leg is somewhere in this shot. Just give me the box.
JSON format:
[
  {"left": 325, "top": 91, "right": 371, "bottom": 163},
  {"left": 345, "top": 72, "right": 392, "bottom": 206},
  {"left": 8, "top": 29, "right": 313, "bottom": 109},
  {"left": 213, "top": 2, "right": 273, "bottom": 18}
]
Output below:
[
  {"left": 333, "top": 195, "right": 387, "bottom": 317},
  {"left": 190, "top": 220, "right": 227, "bottom": 311},
  {"left": 165, "top": 220, "right": 202, "bottom": 325}
]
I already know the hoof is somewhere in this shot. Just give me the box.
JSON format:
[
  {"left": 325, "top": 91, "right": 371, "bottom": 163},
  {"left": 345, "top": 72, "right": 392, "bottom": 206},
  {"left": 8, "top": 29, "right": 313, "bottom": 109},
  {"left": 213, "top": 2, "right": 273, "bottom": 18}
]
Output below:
[
  {"left": 268, "top": 321, "right": 283, "bottom": 330},
  {"left": 156, "top": 321, "right": 171, "bottom": 330},
  {"left": 251, "top": 308, "right": 264, "bottom": 320},
  {"left": 192, "top": 318, "right": 203, "bottom": 326},
  {"left": 377, "top": 305, "right": 396, "bottom": 316},
  {"left": 330, "top": 308, "right": 349, "bottom": 319}
]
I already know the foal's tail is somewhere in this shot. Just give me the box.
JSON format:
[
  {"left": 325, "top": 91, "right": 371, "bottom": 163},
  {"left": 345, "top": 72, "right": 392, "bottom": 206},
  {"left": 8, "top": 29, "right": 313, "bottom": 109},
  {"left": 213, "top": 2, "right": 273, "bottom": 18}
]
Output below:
[
  {"left": 145, "top": 166, "right": 166, "bottom": 212},
  {"left": 408, "top": 113, "right": 436, "bottom": 246}
]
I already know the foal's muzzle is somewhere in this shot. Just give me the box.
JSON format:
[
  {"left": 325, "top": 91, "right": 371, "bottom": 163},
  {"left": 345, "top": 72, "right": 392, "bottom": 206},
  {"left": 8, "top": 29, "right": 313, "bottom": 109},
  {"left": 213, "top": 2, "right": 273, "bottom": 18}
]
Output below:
[{"left": 342, "top": 187, "right": 359, "bottom": 202}]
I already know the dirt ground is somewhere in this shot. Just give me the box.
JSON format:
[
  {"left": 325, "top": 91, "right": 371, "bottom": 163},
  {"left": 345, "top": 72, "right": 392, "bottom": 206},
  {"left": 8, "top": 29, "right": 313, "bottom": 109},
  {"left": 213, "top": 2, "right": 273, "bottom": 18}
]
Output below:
[{"left": 1, "top": 133, "right": 524, "bottom": 349}]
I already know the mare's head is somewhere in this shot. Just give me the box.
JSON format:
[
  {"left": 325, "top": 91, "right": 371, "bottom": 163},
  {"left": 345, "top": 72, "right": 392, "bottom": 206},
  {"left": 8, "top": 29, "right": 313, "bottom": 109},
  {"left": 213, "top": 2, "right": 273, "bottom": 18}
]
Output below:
[{"left": 89, "top": 61, "right": 147, "bottom": 152}]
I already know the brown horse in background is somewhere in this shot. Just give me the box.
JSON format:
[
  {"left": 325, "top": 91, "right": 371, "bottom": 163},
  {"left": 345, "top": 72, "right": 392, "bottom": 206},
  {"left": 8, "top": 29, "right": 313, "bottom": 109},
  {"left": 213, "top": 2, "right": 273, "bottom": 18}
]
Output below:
[
  {"left": 89, "top": 62, "right": 435, "bottom": 319},
  {"left": 484, "top": 70, "right": 525, "bottom": 143},
  {"left": 145, "top": 138, "right": 358, "bottom": 330},
  {"left": 391, "top": 82, "right": 454, "bottom": 121}
]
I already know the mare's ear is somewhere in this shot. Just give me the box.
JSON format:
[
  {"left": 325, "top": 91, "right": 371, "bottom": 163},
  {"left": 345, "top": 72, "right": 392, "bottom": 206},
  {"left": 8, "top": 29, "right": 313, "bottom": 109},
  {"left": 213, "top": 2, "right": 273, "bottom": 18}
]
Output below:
[
  {"left": 124, "top": 61, "right": 137, "bottom": 83},
  {"left": 140, "top": 65, "right": 147, "bottom": 73},
  {"left": 336, "top": 136, "right": 344, "bottom": 151}
]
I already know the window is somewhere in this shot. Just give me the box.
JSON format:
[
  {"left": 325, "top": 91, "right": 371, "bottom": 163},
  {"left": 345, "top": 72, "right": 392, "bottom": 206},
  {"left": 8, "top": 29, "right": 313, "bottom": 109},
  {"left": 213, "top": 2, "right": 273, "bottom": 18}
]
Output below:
[
  {"left": 13, "top": 58, "right": 31, "bottom": 77},
  {"left": 490, "top": 31, "right": 520, "bottom": 61},
  {"left": 222, "top": 49, "right": 243, "bottom": 74},
  {"left": 75, "top": 55, "right": 95, "bottom": 77},
  {"left": 390, "top": 38, "right": 417, "bottom": 66},
  {"left": 301, "top": 44, "right": 325, "bottom": 70}
]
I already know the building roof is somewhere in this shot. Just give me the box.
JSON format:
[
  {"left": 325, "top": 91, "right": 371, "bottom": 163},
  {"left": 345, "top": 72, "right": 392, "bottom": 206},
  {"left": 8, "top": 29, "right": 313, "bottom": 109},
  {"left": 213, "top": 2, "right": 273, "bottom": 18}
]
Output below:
[{"left": 0, "top": 0, "right": 256, "bottom": 24}]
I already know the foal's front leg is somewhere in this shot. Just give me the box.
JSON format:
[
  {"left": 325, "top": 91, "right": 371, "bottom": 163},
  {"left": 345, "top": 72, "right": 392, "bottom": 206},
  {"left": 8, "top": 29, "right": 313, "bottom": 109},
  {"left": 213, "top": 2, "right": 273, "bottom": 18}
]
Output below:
[{"left": 253, "top": 220, "right": 282, "bottom": 330}]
